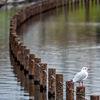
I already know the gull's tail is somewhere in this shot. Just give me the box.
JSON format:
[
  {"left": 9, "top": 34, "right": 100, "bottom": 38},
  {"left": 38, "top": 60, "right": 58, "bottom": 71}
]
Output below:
[{"left": 68, "top": 79, "right": 73, "bottom": 83}]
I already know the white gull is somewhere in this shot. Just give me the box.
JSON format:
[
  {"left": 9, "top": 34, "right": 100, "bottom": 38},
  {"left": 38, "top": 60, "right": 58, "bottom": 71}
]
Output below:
[{"left": 71, "top": 67, "right": 90, "bottom": 87}]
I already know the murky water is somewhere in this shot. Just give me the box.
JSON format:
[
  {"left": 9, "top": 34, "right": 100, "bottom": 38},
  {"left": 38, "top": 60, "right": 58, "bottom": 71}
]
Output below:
[
  {"left": 0, "top": 0, "right": 100, "bottom": 100},
  {"left": 17, "top": 1, "right": 100, "bottom": 99}
]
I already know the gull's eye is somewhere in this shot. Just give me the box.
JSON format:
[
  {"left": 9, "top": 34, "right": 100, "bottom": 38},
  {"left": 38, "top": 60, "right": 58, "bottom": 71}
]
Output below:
[{"left": 83, "top": 68, "right": 86, "bottom": 70}]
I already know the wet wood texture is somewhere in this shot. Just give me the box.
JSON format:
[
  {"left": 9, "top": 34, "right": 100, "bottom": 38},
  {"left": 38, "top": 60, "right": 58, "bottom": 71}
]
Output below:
[
  {"left": 56, "top": 73, "right": 63, "bottom": 100},
  {"left": 29, "top": 54, "right": 35, "bottom": 79},
  {"left": 76, "top": 87, "right": 85, "bottom": 100},
  {"left": 40, "top": 63, "right": 47, "bottom": 89},
  {"left": 20, "top": 45, "right": 26, "bottom": 67},
  {"left": 66, "top": 81, "right": 74, "bottom": 100},
  {"left": 24, "top": 49, "right": 30, "bottom": 73},
  {"left": 48, "top": 68, "right": 56, "bottom": 97},
  {"left": 90, "top": 95, "right": 99, "bottom": 100}
]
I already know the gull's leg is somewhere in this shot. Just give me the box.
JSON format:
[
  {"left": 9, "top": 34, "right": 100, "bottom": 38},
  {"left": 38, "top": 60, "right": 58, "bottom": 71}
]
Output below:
[{"left": 82, "top": 81, "right": 84, "bottom": 87}]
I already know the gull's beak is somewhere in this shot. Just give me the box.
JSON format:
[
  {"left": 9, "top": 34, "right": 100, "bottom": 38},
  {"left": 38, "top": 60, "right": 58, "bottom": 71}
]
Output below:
[{"left": 87, "top": 69, "right": 90, "bottom": 71}]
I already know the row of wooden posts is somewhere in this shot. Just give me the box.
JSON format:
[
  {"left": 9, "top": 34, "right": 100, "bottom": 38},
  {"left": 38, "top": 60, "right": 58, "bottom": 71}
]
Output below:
[{"left": 9, "top": 0, "right": 100, "bottom": 100}]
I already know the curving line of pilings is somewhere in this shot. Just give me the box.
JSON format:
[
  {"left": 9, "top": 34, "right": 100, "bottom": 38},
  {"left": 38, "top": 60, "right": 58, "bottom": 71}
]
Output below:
[{"left": 9, "top": 0, "right": 99, "bottom": 100}]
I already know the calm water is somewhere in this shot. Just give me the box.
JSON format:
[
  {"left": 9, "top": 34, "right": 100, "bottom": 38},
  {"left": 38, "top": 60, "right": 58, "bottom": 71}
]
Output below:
[
  {"left": 0, "top": 0, "right": 100, "bottom": 100},
  {"left": 17, "top": 0, "right": 100, "bottom": 99}
]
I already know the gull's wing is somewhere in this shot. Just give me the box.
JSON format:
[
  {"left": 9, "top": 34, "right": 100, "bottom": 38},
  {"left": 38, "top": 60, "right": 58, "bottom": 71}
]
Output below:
[{"left": 72, "top": 71, "right": 87, "bottom": 82}]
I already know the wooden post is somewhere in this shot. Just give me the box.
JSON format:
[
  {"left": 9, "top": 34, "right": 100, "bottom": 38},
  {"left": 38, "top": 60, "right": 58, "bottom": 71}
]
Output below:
[
  {"left": 10, "top": 33, "right": 17, "bottom": 52},
  {"left": 20, "top": 45, "right": 26, "bottom": 70},
  {"left": 29, "top": 54, "right": 35, "bottom": 79},
  {"left": 76, "top": 87, "right": 85, "bottom": 100},
  {"left": 29, "top": 80, "right": 34, "bottom": 98},
  {"left": 17, "top": 41, "right": 23, "bottom": 66},
  {"left": 90, "top": 95, "right": 99, "bottom": 100},
  {"left": 34, "top": 57, "right": 41, "bottom": 84},
  {"left": 40, "top": 63, "right": 47, "bottom": 90},
  {"left": 35, "top": 58, "right": 41, "bottom": 63},
  {"left": 66, "top": 81, "right": 74, "bottom": 100},
  {"left": 48, "top": 68, "right": 56, "bottom": 98},
  {"left": 24, "top": 49, "right": 30, "bottom": 74},
  {"left": 12, "top": 34, "right": 19, "bottom": 56},
  {"left": 34, "top": 63, "right": 41, "bottom": 84},
  {"left": 29, "top": 60, "right": 35, "bottom": 79},
  {"left": 14, "top": 38, "right": 20, "bottom": 61},
  {"left": 56, "top": 73, "right": 63, "bottom": 100}
]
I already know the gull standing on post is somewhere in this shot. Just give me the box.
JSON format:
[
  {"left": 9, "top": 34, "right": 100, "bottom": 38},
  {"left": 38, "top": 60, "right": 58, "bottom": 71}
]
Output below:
[{"left": 70, "top": 67, "right": 90, "bottom": 87}]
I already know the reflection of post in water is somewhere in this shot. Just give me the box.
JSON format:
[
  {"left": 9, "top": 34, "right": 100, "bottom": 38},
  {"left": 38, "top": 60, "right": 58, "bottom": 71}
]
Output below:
[
  {"left": 70, "top": 1, "right": 74, "bottom": 12},
  {"left": 81, "top": 0, "right": 84, "bottom": 9},
  {"left": 10, "top": 52, "right": 25, "bottom": 87},
  {"left": 91, "top": 0, "right": 98, "bottom": 9},
  {"left": 96, "top": 33, "right": 100, "bottom": 44},
  {"left": 99, "top": 0, "right": 100, "bottom": 4},
  {"left": 34, "top": 84, "right": 47, "bottom": 100},
  {"left": 24, "top": 75, "right": 29, "bottom": 93},
  {"left": 91, "top": 0, "right": 94, "bottom": 7},
  {"left": 85, "top": 0, "right": 89, "bottom": 22},
  {"left": 34, "top": 84, "right": 42, "bottom": 100},
  {"left": 96, "top": 12, "right": 100, "bottom": 44},
  {"left": 95, "top": 0, "right": 97, "bottom": 5},
  {"left": 29, "top": 80, "right": 34, "bottom": 100},
  {"left": 85, "top": 0, "right": 89, "bottom": 35},
  {"left": 48, "top": 97, "right": 55, "bottom": 100},
  {"left": 74, "top": 1, "right": 79, "bottom": 11}
]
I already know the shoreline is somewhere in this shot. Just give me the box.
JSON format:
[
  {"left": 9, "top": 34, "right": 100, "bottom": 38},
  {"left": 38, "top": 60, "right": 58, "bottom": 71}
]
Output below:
[{"left": 0, "top": 0, "right": 37, "bottom": 8}]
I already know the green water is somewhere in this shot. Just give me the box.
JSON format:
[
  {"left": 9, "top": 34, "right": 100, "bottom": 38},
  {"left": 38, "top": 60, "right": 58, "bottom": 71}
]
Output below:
[{"left": 0, "top": 8, "right": 18, "bottom": 45}]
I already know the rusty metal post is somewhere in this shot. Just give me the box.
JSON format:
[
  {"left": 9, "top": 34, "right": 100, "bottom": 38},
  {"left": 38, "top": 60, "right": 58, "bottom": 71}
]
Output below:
[
  {"left": 56, "top": 73, "right": 63, "bottom": 100},
  {"left": 90, "top": 95, "right": 99, "bottom": 100},
  {"left": 29, "top": 54, "right": 35, "bottom": 79},
  {"left": 40, "top": 63, "right": 47, "bottom": 90},
  {"left": 48, "top": 68, "right": 56, "bottom": 98},
  {"left": 76, "top": 87, "right": 85, "bottom": 100},
  {"left": 66, "top": 81, "right": 74, "bottom": 100}
]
